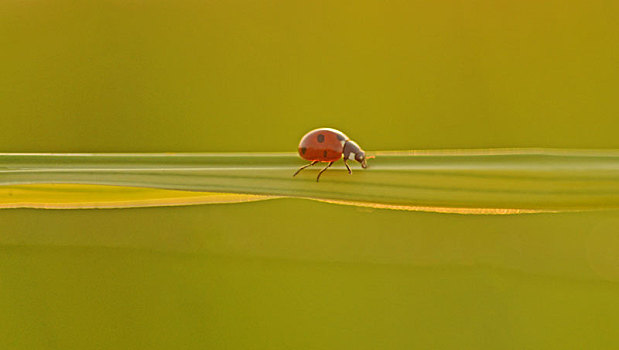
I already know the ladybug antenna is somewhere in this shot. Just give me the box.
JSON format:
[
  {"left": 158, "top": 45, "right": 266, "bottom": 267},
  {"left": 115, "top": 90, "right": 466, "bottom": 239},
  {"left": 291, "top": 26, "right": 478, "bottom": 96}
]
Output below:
[{"left": 361, "top": 154, "right": 374, "bottom": 168}]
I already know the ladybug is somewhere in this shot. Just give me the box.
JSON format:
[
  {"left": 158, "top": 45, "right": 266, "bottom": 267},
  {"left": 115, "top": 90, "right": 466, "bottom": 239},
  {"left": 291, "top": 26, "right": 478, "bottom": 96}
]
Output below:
[{"left": 293, "top": 127, "right": 369, "bottom": 181}]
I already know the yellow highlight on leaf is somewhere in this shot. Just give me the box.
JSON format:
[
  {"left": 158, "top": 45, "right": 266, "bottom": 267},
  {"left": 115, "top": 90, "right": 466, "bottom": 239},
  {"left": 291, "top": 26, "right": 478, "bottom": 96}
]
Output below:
[
  {"left": 1, "top": 184, "right": 548, "bottom": 215},
  {"left": 0, "top": 184, "right": 273, "bottom": 209}
]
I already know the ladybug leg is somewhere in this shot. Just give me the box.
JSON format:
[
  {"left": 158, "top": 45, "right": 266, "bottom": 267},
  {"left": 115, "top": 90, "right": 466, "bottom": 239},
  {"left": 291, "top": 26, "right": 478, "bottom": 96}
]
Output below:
[
  {"left": 293, "top": 161, "right": 319, "bottom": 177},
  {"left": 343, "top": 159, "right": 352, "bottom": 175},
  {"left": 316, "top": 162, "right": 334, "bottom": 182}
]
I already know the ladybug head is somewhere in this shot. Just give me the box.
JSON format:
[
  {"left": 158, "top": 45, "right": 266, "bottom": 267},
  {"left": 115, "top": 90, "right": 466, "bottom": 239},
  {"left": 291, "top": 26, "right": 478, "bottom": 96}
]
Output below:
[{"left": 343, "top": 141, "right": 368, "bottom": 168}]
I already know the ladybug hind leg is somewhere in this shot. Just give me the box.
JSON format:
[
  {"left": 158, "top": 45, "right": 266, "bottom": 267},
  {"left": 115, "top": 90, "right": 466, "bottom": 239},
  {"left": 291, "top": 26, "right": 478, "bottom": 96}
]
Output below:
[{"left": 293, "top": 160, "right": 319, "bottom": 177}]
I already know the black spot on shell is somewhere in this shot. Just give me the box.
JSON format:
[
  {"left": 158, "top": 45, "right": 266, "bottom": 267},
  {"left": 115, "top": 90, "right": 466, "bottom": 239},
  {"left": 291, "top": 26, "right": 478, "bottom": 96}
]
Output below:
[
  {"left": 317, "top": 134, "right": 325, "bottom": 143},
  {"left": 323, "top": 150, "right": 328, "bottom": 158},
  {"left": 301, "top": 147, "right": 306, "bottom": 154},
  {"left": 336, "top": 133, "right": 345, "bottom": 141}
]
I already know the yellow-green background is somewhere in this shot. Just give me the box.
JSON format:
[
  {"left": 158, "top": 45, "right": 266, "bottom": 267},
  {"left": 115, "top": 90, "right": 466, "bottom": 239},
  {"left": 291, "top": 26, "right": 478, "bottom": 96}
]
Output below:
[
  {"left": 2, "top": 0, "right": 619, "bottom": 349},
  {"left": 1, "top": 0, "right": 618, "bottom": 152}
]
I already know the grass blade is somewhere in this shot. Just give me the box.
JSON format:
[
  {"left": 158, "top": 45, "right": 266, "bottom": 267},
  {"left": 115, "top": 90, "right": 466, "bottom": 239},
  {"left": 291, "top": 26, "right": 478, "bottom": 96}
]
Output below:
[{"left": 1, "top": 149, "right": 619, "bottom": 213}]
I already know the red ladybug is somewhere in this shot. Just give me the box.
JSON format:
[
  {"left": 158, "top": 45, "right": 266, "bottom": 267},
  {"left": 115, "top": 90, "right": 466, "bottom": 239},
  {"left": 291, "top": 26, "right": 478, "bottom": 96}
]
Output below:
[{"left": 293, "top": 128, "right": 369, "bottom": 181}]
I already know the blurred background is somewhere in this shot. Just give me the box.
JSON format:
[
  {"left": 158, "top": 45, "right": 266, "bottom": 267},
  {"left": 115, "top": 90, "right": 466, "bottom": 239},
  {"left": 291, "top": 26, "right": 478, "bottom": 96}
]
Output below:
[
  {"left": 1, "top": 0, "right": 618, "bottom": 152},
  {"left": 2, "top": 1, "right": 619, "bottom": 349}
]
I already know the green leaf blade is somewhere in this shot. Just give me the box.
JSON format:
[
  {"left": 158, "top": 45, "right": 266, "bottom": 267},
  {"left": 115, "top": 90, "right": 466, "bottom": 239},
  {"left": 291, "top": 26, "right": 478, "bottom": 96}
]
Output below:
[{"left": 2, "top": 149, "right": 619, "bottom": 213}]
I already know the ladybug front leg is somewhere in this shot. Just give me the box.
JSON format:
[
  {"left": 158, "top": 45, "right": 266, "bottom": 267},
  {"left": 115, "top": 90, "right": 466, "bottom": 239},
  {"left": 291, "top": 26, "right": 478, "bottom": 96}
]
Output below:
[
  {"left": 343, "top": 159, "right": 352, "bottom": 175},
  {"left": 293, "top": 161, "right": 319, "bottom": 177},
  {"left": 316, "top": 162, "right": 334, "bottom": 182}
]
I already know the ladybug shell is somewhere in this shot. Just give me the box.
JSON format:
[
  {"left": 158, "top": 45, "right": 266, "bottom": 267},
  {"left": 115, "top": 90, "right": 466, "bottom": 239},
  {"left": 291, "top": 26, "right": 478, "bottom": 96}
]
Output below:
[{"left": 298, "top": 128, "right": 349, "bottom": 162}]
